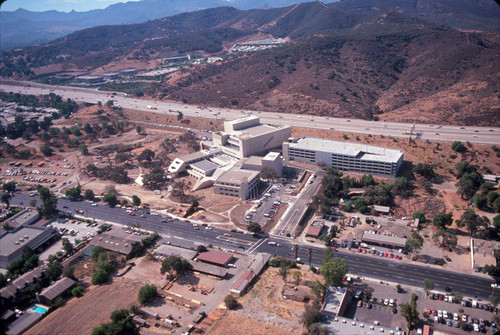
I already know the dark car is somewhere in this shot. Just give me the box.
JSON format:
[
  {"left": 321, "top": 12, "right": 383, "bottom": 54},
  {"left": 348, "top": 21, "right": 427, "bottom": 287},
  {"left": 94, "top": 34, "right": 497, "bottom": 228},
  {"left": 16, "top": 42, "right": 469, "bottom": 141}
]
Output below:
[{"left": 367, "top": 303, "right": 373, "bottom": 309}]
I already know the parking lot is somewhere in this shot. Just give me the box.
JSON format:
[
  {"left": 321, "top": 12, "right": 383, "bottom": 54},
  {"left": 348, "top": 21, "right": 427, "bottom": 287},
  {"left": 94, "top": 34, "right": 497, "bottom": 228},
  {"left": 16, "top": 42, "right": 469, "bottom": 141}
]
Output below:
[
  {"left": 48, "top": 217, "right": 100, "bottom": 244},
  {"left": 241, "top": 182, "right": 296, "bottom": 226}
]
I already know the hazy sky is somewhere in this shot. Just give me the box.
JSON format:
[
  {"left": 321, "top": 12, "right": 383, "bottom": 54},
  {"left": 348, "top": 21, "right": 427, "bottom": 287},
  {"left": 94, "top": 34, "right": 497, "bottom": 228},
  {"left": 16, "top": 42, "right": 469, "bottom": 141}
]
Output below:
[{"left": 1, "top": 0, "right": 141, "bottom": 12}]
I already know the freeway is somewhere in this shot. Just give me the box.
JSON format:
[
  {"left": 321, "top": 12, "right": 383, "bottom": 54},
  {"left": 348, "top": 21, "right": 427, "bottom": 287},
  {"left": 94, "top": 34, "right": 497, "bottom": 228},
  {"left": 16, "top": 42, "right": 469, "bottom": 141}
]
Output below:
[
  {"left": 8, "top": 192, "right": 498, "bottom": 300},
  {"left": 2, "top": 80, "right": 499, "bottom": 145}
]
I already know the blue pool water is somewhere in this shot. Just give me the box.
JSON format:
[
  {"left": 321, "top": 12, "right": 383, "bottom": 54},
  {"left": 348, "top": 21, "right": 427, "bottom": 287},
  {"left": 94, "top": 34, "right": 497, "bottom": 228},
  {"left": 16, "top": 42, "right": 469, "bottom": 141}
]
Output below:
[{"left": 32, "top": 306, "right": 47, "bottom": 314}]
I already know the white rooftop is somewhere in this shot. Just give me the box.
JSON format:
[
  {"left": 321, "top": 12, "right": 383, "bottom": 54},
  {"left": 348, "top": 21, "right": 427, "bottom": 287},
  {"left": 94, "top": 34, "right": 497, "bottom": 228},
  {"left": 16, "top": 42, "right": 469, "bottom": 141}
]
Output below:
[{"left": 289, "top": 138, "right": 403, "bottom": 163}]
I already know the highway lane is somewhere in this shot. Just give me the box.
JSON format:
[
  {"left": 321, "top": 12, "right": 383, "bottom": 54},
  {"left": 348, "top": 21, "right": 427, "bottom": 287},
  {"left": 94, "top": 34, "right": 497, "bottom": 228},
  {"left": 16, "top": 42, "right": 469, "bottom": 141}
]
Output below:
[
  {"left": 8, "top": 192, "right": 498, "bottom": 300},
  {"left": 2, "top": 80, "right": 499, "bottom": 145}
]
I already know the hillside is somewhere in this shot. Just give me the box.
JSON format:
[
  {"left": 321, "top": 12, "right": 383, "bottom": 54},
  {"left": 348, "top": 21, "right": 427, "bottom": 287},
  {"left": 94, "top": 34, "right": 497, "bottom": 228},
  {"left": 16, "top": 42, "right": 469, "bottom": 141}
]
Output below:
[{"left": 2, "top": 2, "right": 500, "bottom": 126}]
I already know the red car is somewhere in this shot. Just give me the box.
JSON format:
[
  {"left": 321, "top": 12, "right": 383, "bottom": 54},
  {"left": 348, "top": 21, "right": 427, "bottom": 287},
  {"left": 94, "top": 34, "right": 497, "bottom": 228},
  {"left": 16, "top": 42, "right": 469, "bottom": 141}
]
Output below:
[
  {"left": 432, "top": 310, "right": 438, "bottom": 316},
  {"left": 357, "top": 248, "right": 362, "bottom": 252},
  {"left": 397, "top": 255, "right": 402, "bottom": 260},
  {"left": 383, "top": 252, "right": 388, "bottom": 257},
  {"left": 168, "top": 219, "right": 174, "bottom": 222},
  {"left": 438, "top": 294, "right": 444, "bottom": 301},
  {"left": 184, "top": 220, "right": 191, "bottom": 223},
  {"left": 389, "top": 253, "right": 394, "bottom": 258},
  {"left": 426, "top": 308, "right": 432, "bottom": 315},
  {"left": 330, "top": 247, "right": 337, "bottom": 251}
]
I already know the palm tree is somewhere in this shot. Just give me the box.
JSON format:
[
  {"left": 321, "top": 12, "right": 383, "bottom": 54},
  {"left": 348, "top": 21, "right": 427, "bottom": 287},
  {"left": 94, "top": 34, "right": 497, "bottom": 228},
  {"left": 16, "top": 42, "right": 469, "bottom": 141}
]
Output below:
[
  {"left": 307, "top": 248, "right": 312, "bottom": 266},
  {"left": 293, "top": 244, "right": 299, "bottom": 260}
]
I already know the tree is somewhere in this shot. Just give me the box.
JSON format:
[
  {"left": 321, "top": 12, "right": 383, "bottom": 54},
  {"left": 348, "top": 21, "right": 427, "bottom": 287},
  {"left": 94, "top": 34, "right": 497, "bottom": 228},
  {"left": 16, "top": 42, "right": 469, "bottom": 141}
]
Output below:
[
  {"left": 491, "top": 295, "right": 499, "bottom": 311},
  {"left": 1, "top": 193, "right": 11, "bottom": 208},
  {"left": 131, "top": 195, "right": 141, "bottom": 207},
  {"left": 104, "top": 184, "right": 117, "bottom": 195},
  {"left": 2, "top": 181, "right": 16, "bottom": 192},
  {"left": 400, "top": 302, "right": 419, "bottom": 329},
  {"left": 136, "top": 125, "right": 143, "bottom": 134},
  {"left": 197, "top": 245, "right": 207, "bottom": 253},
  {"left": 247, "top": 222, "right": 261, "bottom": 233},
  {"left": 38, "top": 186, "right": 58, "bottom": 218},
  {"left": 138, "top": 284, "right": 157, "bottom": 304},
  {"left": 487, "top": 191, "right": 500, "bottom": 208},
  {"left": 321, "top": 258, "right": 348, "bottom": 287},
  {"left": 137, "top": 149, "right": 155, "bottom": 165},
  {"left": 292, "top": 244, "right": 299, "bottom": 260},
  {"left": 414, "top": 163, "right": 435, "bottom": 179},
  {"left": 2, "top": 222, "right": 14, "bottom": 231},
  {"left": 40, "top": 143, "right": 53, "bottom": 156},
  {"left": 259, "top": 167, "right": 277, "bottom": 181},
  {"left": 63, "top": 265, "right": 75, "bottom": 279},
  {"left": 388, "top": 177, "right": 413, "bottom": 197},
  {"left": 423, "top": 279, "right": 434, "bottom": 295},
  {"left": 65, "top": 185, "right": 81, "bottom": 201},
  {"left": 455, "top": 161, "right": 477, "bottom": 178},
  {"left": 412, "top": 211, "right": 426, "bottom": 223},
  {"left": 433, "top": 230, "right": 458, "bottom": 249},
  {"left": 92, "top": 246, "right": 106, "bottom": 261},
  {"left": 224, "top": 294, "right": 238, "bottom": 309},
  {"left": 91, "top": 269, "right": 109, "bottom": 285},
  {"left": 432, "top": 212, "right": 453, "bottom": 230},
  {"left": 84, "top": 189, "right": 95, "bottom": 201},
  {"left": 142, "top": 167, "right": 166, "bottom": 190},
  {"left": 456, "top": 172, "right": 482, "bottom": 199},
  {"left": 451, "top": 141, "right": 467, "bottom": 153},
  {"left": 307, "top": 248, "right": 313, "bottom": 266},
  {"left": 78, "top": 143, "right": 89, "bottom": 155},
  {"left": 46, "top": 261, "right": 63, "bottom": 281},
  {"left": 494, "top": 215, "right": 500, "bottom": 233},
  {"left": 103, "top": 193, "right": 118, "bottom": 207},
  {"left": 457, "top": 209, "right": 489, "bottom": 237},
  {"left": 160, "top": 255, "right": 190, "bottom": 277},
  {"left": 406, "top": 232, "right": 424, "bottom": 254},
  {"left": 62, "top": 238, "right": 73, "bottom": 254},
  {"left": 473, "top": 193, "right": 488, "bottom": 209},
  {"left": 279, "top": 264, "right": 289, "bottom": 281},
  {"left": 72, "top": 286, "right": 85, "bottom": 297},
  {"left": 302, "top": 302, "right": 322, "bottom": 328},
  {"left": 177, "top": 111, "right": 183, "bottom": 121}
]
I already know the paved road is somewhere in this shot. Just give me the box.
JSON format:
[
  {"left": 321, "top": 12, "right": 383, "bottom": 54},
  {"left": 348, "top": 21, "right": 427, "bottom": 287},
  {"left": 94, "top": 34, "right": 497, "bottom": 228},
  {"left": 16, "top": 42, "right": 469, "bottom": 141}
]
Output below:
[
  {"left": 2, "top": 80, "right": 499, "bottom": 145},
  {"left": 8, "top": 192, "right": 498, "bottom": 300}
]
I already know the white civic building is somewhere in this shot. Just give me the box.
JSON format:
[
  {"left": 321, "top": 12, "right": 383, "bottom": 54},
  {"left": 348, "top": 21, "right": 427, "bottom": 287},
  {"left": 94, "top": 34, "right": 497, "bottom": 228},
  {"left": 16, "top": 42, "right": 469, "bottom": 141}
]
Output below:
[{"left": 283, "top": 137, "right": 403, "bottom": 177}]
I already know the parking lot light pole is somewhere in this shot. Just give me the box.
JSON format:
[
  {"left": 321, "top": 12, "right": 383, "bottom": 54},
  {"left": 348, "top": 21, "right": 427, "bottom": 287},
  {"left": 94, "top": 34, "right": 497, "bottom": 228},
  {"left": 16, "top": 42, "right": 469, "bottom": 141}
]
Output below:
[{"left": 491, "top": 283, "right": 498, "bottom": 297}]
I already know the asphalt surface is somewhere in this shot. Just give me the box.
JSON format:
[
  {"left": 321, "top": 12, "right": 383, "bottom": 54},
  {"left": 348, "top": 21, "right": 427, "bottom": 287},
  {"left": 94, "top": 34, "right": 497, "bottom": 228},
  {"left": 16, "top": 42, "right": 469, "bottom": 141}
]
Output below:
[
  {"left": 7, "top": 192, "right": 498, "bottom": 300},
  {"left": 2, "top": 80, "right": 499, "bottom": 145}
]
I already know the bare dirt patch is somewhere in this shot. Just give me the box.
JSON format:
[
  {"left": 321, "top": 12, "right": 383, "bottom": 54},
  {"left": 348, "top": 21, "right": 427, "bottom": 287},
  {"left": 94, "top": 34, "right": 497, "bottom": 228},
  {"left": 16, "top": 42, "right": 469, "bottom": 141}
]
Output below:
[
  {"left": 208, "top": 266, "right": 322, "bottom": 335},
  {"left": 26, "top": 280, "right": 141, "bottom": 335}
]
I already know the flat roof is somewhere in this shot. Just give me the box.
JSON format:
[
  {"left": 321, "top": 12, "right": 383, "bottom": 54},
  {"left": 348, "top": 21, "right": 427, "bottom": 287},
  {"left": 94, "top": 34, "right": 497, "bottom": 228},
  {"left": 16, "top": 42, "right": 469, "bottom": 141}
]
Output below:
[
  {"left": 9, "top": 208, "right": 39, "bottom": 225},
  {"left": 225, "top": 116, "right": 259, "bottom": 125},
  {"left": 361, "top": 231, "right": 407, "bottom": 248},
  {"left": 0, "top": 226, "right": 50, "bottom": 258},
  {"left": 306, "top": 225, "right": 324, "bottom": 238},
  {"left": 373, "top": 205, "right": 391, "bottom": 213},
  {"left": 216, "top": 167, "right": 259, "bottom": 184},
  {"left": 189, "top": 261, "right": 228, "bottom": 278},
  {"left": 178, "top": 151, "right": 208, "bottom": 162},
  {"left": 288, "top": 137, "right": 403, "bottom": 163},
  {"left": 322, "top": 286, "right": 348, "bottom": 316},
  {"left": 234, "top": 124, "right": 281, "bottom": 138},
  {"left": 6, "top": 312, "right": 43, "bottom": 335},
  {"left": 191, "top": 160, "right": 219, "bottom": 172},
  {"left": 196, "top": 251, "right": 233, "bottom": 266},
  {"left": 40, "top": 277, "right": 75, "bottom": 301},
  {"left": 263, "top": 151, "right": 280, "bottom": 160},
  {"left": 155, "top": 244, "right": 197, "bottom": 260},
  {"left": 91, "top": 233, "right": 132, "bottom": 255},
  {"left": 242, "top": 156, "right": 263, "bottom": 166}
]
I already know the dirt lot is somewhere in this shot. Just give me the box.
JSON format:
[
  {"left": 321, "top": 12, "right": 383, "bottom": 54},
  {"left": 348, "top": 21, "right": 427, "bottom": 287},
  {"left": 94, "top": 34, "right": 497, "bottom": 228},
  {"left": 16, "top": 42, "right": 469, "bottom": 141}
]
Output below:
[
  {"left": 208, "top": 266, "right": 322, "bottom": 335},
  {"left": 25, "top": 280, "right": 141, "bottom": 335}
]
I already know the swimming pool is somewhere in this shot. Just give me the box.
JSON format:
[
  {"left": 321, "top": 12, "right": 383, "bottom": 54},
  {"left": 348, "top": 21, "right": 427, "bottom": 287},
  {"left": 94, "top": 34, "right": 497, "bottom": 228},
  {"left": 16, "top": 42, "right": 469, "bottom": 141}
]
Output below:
[{"left": 32, "top": 306, "right": 47, "bottom": 314}]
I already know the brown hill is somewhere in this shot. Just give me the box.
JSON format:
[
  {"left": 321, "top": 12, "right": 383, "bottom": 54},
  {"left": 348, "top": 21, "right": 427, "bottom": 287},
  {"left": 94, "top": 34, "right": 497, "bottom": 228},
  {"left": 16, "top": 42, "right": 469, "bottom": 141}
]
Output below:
[{"left": 155, "top": 23, "right": 500, "bottom": 126}]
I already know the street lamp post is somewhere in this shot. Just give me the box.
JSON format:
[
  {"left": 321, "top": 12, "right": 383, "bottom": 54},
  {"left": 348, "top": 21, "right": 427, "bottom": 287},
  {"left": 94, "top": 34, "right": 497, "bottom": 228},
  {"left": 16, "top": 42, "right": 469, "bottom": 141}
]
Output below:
[{"left": 491, "top": 283, "right": 498, "bottom": 297}]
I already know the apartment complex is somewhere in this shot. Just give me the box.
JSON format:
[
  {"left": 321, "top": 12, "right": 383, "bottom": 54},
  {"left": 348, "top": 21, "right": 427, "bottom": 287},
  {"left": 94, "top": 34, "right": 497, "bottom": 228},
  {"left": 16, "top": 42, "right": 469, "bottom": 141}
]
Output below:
[{"left": 283, "top": 137, "right": 403, "bottom": 177}]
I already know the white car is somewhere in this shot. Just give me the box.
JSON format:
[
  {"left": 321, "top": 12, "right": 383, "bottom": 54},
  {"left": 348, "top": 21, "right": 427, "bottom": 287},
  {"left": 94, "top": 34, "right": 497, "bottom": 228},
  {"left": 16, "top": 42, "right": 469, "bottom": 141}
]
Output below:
[
  {"left": 443, "top": 310, "right": 448, "bottom": 319},
  {"left": 438, "top": 310, "right": 443, "bottom": 318},
  {"left": 462, "top": 314, "right": 467, "bottom": 322},
  {"left": 474, "top": 324, "right": 480, "bottom": 332},
  {"left": 453, "top": 313, "right": 459, "bottom": 321}
]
